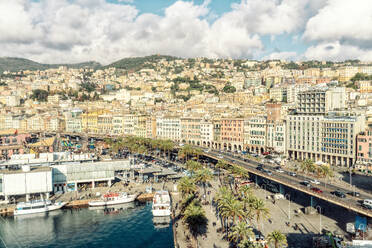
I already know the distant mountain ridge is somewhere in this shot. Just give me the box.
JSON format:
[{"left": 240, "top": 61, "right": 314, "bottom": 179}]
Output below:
[
  {"left": 105, "top": 55, "right": 179, "bottom": 71},
  {"left": 0, "top": 57, "right": 101, "bottom": 73},
  {"left": 0, "top": 55, "right": 179, "bottom": 73}
]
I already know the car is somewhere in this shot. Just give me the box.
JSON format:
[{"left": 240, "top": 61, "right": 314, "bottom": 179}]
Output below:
[
  {"left": 263, "top": 169, "right": 272, "bottom": 176},
  {"left": 331, "top": 191, "right": 346, "bottom": 198},
  {"left": 310, "top": 179, "right": 320, "bottom": 185},
  {"left": 289, "top": 172, "right": 297, "bottom": 177},
  {"left": 217, "top": 155, "right": 224, "bottom": 159},
  {"left": 275, "top": 168, "right": 284, "bottom": 173},
  {"left": 347, "top": 191, "right": 360, "bottom": 197},
  {"left": 362, "top": 203, "right": 372, "bottom": 210},
  {"left": 256, "top": 166, "right": 264, "bottom": 171},
  {"left": 301, "top": 181, "right": 311, "bottom": 187},
  {"left": 311, "top": 187, "right": 323, "bottom": 193}
]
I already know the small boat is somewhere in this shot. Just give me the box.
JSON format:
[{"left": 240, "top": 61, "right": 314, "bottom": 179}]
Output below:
[
  {"left": 88, "top": 192, "right": 137, "bottom": 207},
  {"left": 152, "top": 190, "right": 171, "bottom": 217},
  {"left": 14, "top": 200, "right": 67, "bottom": 216}
]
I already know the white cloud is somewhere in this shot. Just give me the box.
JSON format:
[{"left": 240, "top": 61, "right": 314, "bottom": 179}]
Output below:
[
  {"left": 303, "top": 0, "right": 372, "bottom": 48},
  {"left": 304, "top": 42, "right": 372, "bottom": 62},
  {"left": 263, "top": 51, "right": 297, "bottom": 61},
  {"left": 0, "top": 0, "right": 367, "bottom": 63}
]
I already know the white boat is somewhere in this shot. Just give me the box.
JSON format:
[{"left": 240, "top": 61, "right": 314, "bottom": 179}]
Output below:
[
  {"left": 88, "top": 192, "right": 137, "bottom": 207},
  {"left": 14, "top": 200, "right": 67, "bottom": 216},
  {"left": 152, "top": 190, "right": 171, "bottom": 217}
]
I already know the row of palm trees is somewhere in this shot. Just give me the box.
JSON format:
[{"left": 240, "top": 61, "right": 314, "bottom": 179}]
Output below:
[
  {"left": 177, "top": 161, "right": 213, "bottom": 247},
  {"left": 104, "top": 136, "right": 176, "bottom": 159},
  {"left": 300, "top": 159, "right": 334, "bottom": 178},
  {"left": 213, "top": 160, "right": 288, "bottom": 248}
]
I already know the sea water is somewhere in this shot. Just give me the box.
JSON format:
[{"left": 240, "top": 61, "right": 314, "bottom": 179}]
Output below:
[{"left": 0, "top": 203, "right": 174, "bottom": 248}]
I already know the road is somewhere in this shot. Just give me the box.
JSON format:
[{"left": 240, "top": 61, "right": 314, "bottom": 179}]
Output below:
[{"left": 203, "top": 149, "right": 372, "bottom": 218}]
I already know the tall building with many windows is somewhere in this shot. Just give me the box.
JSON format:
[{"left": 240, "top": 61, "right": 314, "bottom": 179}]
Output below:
[{"left": 297, "top": 87, "right": 346, "bottom": 114}]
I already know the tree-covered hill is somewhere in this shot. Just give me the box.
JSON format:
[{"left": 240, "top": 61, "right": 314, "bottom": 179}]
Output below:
[
  {"left": 105, "top": 55, "right": 179, "bottom": 71},
  {"left": 0, "top": 57, "right": 101, "bottom": 73}
]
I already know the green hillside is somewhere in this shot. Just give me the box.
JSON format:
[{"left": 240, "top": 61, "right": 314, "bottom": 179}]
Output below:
[
  {"left": 105, "top": 55, "right": 179, "bottom": 71},
  {"left": 0, "top": 57, "right": 101, "bottom": 73}
]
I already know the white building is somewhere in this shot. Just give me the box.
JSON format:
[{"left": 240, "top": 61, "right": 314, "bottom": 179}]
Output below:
[
  {"left": 0, "top": 166, "right": 52, "bottom": 202},
  {"left": 156, "top": 116, "right": 181, "bottom": 142}
]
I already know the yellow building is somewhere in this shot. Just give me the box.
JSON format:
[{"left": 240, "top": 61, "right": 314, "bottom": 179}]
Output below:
[{"left": 82, "top": 110, "right": 110, "bottom": 134}]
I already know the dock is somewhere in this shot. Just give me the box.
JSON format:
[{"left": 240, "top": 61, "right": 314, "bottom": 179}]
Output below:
[
  {"left": 0, "top": 206, "right": 14, "bottom": 216},
  {"left": 136, "top": 193, "right": 154, "bottom": 202},
  {"left": 65, "top": 199, "right": 90, "bottom": 208}
]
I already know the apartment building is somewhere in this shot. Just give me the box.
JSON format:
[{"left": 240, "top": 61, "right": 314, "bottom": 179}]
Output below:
[
  {"left": 200, "top": 120, "right": 213, "bottom": 147},
  {"left": 246, "top": 116, "right": 266, "bottom": 154},
  {"left": 112, "top": 115, "right": 124, "bottom": 135},
  {"left": 65, "top": 109, "right": 82, "bottom": 133},
  {"left": 357, "top": 128, "right": 372, "bottom": 165},
  {"left": 269, "top": 87, "right": 287, "bottom": 102},
  {"left": 156, "top": 116, "right": 181, "bottom": 142},
  {"left": 267, "top": 122, "right": 285, "bottom": 153},
  {"left": 220, "top": 118, "right": 244, "bottom": 151},
  {"left": 123, "top": 114, "right": 147, "bottom": 137},
  {"left": 97, "top": 114, "right": 113, "bottom": 135},
  {"left": 212, "top": 119, "right": 221, "bottom": 150},
  {"left": 287, "top": 114, "right": 365, "bottom": 167},
  {"left": 146, "top": 117, "right": 157, "bottom": 139},
  {"left": 181, "top": 117, "right": 202, "bottom": 145},
  {"left": 297, "top": 87, "right": 346, "bottom": 114}
]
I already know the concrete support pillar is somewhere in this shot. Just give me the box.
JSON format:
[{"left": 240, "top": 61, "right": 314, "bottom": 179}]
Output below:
[
  {"left": 4, "top": 195, "right": 8, "bottom": 201},
  {"left": 310, "top": 196, "right": 313, "bottom": 208},
  {"left": 108, "top": 180, "right": 112, "bottom": 186},
  {"left": 279, "top": 184, "right": 284, "bottom": 195},
  {"left": 46, "top": 192, "right": 50, "bottom": 199},
  {"left": 63, "top": 185, "right": 67, "bottom": 193},
  {"left": 92, "top": 181, "right": 95, "bottom": 189},
  {"left": 155, "top": 175, "right": 158, "bottom": 183},
  {"left": 26, "top": 194, "right": 30, "bottom": 202},
  {"left": 75, "top": 182, "right": 78, "bottom": 191}
]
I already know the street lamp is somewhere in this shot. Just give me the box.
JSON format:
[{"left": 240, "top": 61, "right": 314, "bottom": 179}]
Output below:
[
  {"left": 316, "top": 205, "right": 322, "bottom": 234},
  {"left": 285, "top": 194, "right": 291, "bottom": 220}
]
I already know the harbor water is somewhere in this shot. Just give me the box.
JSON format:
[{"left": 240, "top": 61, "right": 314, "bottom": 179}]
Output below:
[{"left": 0, "top": 203, "right": 174, "bottom": 248}]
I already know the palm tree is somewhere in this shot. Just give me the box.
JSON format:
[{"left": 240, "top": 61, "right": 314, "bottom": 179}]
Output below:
[
  {"left": 238, "top": 185, "right": 253, "bottom": 198},
  {"left": 162, "top": 139, "right": 174, "bottom": 160},
  {"left": 194, "top": 168, "right": 213, "bottom": 197},
  {"left": 182, "top": 201, "right": 208, "bottom": 246},
  {"left": 228, "top": 221, "right": 255, "bottom": 244},
  {"left": 186, "top": 160, "right": 202, "bottom": 173},
  {"left": 219, "top": 198, "right": 244, "bottom": 232},
  {"left": 178, "top": 176, "right": 197, "bottom": 197},
  {"left": 178, "top": 144, "right": 194, "bottom": 162},
  {"left": 238, "top": 239, "right": 263, "bottom": 248},
  {"left": 301, "top": 159, "right": 315, "bottom": 174},
  {"left": 216, "top": 160, "right": 227, "bottom": 182},
  {"left": 251, "top": 198, "right": 270, "bottom": 231},
  {"left": 267, "top": 230, "right": 288, "bottom": 248}
]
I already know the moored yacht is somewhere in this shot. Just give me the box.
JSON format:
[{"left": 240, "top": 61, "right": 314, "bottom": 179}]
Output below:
[
  {"left": 14, "top": 200, "right": 67, "bottom": 216},
  {"left": 88, "top": 192, "right": 137, "bottom": 207},
  {"left": 152, "top": 190, "right": 171, "bottom": 217}
]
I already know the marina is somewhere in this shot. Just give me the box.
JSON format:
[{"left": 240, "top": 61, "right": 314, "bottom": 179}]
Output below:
[{"left": 0, "top": 202, "right": 174, "bottom": 248}]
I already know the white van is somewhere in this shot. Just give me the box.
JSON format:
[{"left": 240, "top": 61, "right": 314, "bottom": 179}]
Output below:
[{"left": 363, "top": 199, "right": 372, "bottom": 207}]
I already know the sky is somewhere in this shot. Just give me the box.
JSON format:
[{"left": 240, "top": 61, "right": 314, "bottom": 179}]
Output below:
[{"left": 1, "top": 0, "right": 372, "bottom": 64}]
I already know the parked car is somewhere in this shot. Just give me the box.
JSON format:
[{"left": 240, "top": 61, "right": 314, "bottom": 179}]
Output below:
[
  {"left": 289, "top": 172, "right": 297, "bottom": 177},
  {"left": 217, "top": 155, "right": 224, "bottom": 159},
  {"left": 275, "top": 168, "right": 284, "bottom": 173},
  {"left": 311, "top": 187, "right": 323, "bottom": 193},
  {"left": 347, "top": 191, "right": 360, "bottom": 197},
  {"left": 263, "top": 169, "right": 272, "bottom": 176},
  {"left": 256, "top": 166, "right": 264, "bottom": 171},
  {"left": 310, "top": 179, "right": 320, "bottom": 185},
  {"left": 301, "top": 181, "right": 311, "bottom": 187},
  {"left": 331, "top": 191, "right": 346, "bottom": 198}
]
